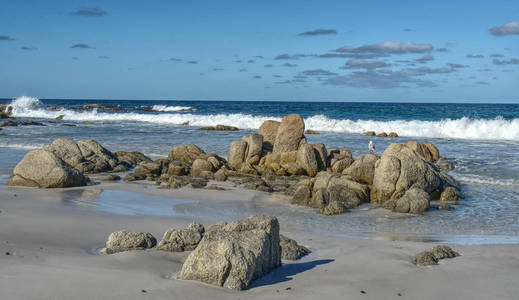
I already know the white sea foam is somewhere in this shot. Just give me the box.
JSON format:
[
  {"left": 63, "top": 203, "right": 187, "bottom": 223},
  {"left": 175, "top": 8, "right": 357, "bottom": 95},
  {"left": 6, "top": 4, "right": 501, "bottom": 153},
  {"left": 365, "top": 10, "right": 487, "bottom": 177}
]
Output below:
[
  {"left": 8, "top": 96, "right": 519, "bottom": 141},
  {"left": 0, "top": 142, "right": 44, "bottom": 150},
  {"left": 453, "top": 173, "right": 519, "bottom": 189},
  {"left": 150, "top": 105, "right": 195, "bottom": 112}
]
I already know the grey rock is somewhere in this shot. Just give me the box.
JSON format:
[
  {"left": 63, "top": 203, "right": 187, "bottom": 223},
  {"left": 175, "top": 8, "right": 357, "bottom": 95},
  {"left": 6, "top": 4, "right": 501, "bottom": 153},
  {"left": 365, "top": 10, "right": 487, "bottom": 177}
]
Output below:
[
  {"left": 280, "top": 234, "right": 311, "bottom": 260},
  {"left": 157, "top": 223, "right": 205, "bottom": 252},
  {"left": 177, "top": 215, "right": 281, "bottom": 290},
  {"left": 7, "top": 149, "right": 88, "bottom": 188},
  {"left": 273, "top": 114, "right": 305, "bottom": 153},
  {"left": 102, "top": 230, "right": 157, "bottom": 254}
]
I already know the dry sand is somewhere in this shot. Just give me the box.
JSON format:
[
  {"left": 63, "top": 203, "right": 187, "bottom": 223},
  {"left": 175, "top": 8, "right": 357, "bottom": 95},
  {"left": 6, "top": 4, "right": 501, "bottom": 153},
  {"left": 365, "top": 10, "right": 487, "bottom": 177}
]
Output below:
[{"left": 1, "top": 184, "right": 518, "bottom": 300}]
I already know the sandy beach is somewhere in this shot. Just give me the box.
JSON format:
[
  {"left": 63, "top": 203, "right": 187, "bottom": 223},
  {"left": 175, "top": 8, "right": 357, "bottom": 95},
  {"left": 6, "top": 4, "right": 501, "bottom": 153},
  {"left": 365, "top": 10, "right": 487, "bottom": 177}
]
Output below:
[{"left": 1, "top": 183, "right": 518, "bottom": 300}]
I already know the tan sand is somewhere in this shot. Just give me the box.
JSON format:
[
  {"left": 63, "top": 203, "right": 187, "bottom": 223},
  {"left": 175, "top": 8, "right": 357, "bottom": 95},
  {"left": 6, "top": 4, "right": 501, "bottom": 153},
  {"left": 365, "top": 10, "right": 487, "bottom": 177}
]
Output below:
[{"left": 1, "top": 184, "right": 518, "bottom": 300}]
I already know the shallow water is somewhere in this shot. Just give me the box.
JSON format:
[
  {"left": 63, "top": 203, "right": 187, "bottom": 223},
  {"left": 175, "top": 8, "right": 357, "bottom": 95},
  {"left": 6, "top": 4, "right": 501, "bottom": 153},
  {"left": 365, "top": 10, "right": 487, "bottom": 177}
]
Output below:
[
  {"left": 1, "top": 97, "right": 519, "bottom": 244},
  {"left": 50, "top": 187, "right": 519, "bottom": 245}
]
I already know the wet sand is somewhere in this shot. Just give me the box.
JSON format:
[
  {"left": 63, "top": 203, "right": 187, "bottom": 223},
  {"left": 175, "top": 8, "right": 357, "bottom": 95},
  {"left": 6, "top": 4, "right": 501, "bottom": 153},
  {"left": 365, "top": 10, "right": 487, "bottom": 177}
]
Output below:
[{"left": 1, "top": 184, "right": 519, "bottom": 300}]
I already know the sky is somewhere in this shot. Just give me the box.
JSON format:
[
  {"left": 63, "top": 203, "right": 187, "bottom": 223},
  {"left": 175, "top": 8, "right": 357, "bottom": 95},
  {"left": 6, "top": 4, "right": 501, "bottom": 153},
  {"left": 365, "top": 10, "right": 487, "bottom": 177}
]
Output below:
[{"left": 0, "top": 0, "right": 518, "bottom": 102}]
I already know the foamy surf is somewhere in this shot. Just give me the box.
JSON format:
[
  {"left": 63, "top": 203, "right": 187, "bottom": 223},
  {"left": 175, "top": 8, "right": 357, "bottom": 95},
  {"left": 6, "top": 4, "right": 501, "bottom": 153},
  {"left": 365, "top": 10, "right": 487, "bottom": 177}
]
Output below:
[
  {"left": 8, "top": 96, "right": 519, "bottom": 141},
  {"left": 150, "top": 105, "right": 195, "bottom": 112}
]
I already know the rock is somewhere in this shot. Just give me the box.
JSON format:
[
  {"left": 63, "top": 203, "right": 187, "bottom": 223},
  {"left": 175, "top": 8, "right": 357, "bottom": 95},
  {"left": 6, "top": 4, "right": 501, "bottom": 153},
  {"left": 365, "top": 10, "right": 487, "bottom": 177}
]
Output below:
[
  {"left": 413, "top": 251, "right": 438, "bottom": 266},
  {"left": 413, "top": 245, "right": 460, "bottom": 266},
  {"left": 273, "top": 114, "right": 305, "bottom": 153},
  {"left": 168, "top": 145, "right": 204, "bottom": 164},
  {"left": 291, "top": 186, "right": 312, "bottom": 206},
  {"left": 440, "top": 186, "right": 463, "bottom": 202},
  {"left": 21, "top": 120, "right": 45, "bottom": 126},
  {"left": 342, "top": 154, "right": 379, "bottom": 184},
  {"left": 105, "top": 174, "right": 120, "bottom": 181},
  {"left": 320, "top": 200, "right": 348, "bottom": 215},
  {"left": 312, "top": 143, "right": 328, "bottom": 171},
  {"left": 382, "top": 187, "right": 430, "bottom": 214},
  {"left": 167, "top": 162, "right": 188, "bottom": 176},
  {"left": 43, "top": 139, "right": 118, "bottom": 173},
  {"left": 112, "top": 164, "right": 127, "bottom": 172},
  {"left": 438, "top": 203, "right": 450, "bottom": 210},
  {"left": 243, "top": 134, "right": 264, "bottom": 165},
  {"left": 406, "top": 141, "right": 434, "bottom": 162},
  {"left": 377, "top": 132, "right": 388, "bottom": 137},
  {"left": 191, "top": 159, "right": 215, "bottom": 176},
  {"left": 157, "top": 223, "right": 205, "bottom": 252},
  {"left": 200, "top": 125, "right": 239, "bottom": 131},
  {"left": 7, "top": 149, "right": 88, "bottom": 188},
  {"left": 305, "top": 129, "right": 320, "bottom": 134},
  {"left": 371, "top": 143, "right": 453, "bottom": 209},
  {"left": 102, "top": 230, "right": 157, "bottom": 254},
  {"left": 180, "top": 121, "right": 189, "bottom": 126},
  {"left": 228, "top": 140, "right": 248, "bottom": 168},
  {"left": 364, "top": 131, "right": 376, "bottom": 136},
  {"left": 134, "top": 162, "right": 162, "bottom": 177},
  {"left": 168, "top": 176, "right": 208, "bottom": 189},
  {"left": 430, "top": 245, "right": 460, "bottom": 259},
  {"left": 280, "top": 234, "right": 311, "bottom": 260},
  {"left": 177, "top": 215, "right": 281, "bottom": 290},
  {"left": 422, "top": 142, "right": 440, "bottom": 162},
  {"left": 389, "top": 132, "right": 399, "bottom": 138},
  {"left": 326, "top": 175, "right": 370, "bottom": 209},
  {"left": 297, "top": 144, "right": 319, "bottom": 177},
  {"left": 214, "top": 169, "right": 227, "bottom": 181},
  {"left": 115, "top": 151, "right": 152, "bottom": 167},
  {"left": 439, "top": 162, "right": 454, "bottom": 170},
  {"left": 331, "top": 158, "right": 354, "bottom": 173},
  {"left": 0, "top": 120, "right": 18, "bottom": 127},
  {"left": 258, "top": 120, "right": 280, "bottom": 150},
  {"left": 124, "top": 173, "right": 146, "bottom": 182}
]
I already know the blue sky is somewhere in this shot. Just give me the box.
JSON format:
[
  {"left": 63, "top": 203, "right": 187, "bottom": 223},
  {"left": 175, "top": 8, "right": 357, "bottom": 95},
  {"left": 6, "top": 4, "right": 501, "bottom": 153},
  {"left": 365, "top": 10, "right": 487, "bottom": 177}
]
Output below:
[{"left": 0, "top": 0, "right": 518, "bottom": 102}]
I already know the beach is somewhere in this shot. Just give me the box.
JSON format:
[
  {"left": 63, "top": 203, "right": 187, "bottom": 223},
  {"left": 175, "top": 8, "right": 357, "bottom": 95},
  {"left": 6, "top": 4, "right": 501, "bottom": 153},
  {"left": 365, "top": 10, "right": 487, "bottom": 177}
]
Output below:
[
  {"left": 1, "top": 97, "right": 519, "bottom": 299},
  {"left": 1, "top": 183, "right": 519, "bottom": 300}
]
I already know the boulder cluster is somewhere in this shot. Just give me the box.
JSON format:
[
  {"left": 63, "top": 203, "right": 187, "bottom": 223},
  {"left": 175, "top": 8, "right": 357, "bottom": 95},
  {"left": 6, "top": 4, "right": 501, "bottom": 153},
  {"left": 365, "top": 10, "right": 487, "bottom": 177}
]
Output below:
[
  {"left": 413, "top": 245, "right": 460, "bottom": 266},
  {"left": 102, "top": 215, "right": 310, "bottom": 290},
  {"left": 7, "top": 113, "right": 461, "bottom": 215},
  {"left": 7, "top": 138, "right": 149, "bottom": 188}
]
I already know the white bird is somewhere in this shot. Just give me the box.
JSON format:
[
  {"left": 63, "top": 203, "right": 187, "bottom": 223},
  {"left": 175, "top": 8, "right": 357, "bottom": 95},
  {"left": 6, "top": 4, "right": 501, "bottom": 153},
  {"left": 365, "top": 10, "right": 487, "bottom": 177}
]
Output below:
[{"left": 369, "top": 140, "right": 375, "bottom": 154}]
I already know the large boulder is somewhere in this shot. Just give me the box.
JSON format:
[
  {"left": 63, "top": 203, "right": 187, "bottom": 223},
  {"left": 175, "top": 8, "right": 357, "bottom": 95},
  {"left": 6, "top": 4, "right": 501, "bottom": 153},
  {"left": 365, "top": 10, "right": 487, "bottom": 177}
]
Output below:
[
  {"left": 273, "top": 114, "right": 305, "bottom": 153},
  {"left": 168, "top": 145, "right": 204, "bottom": 164},
  {"left": 43, "top": 138, "right": 118, "bottom": 173},
  {"left": 370, "top": 143, "right": 452, "bottom": 210},
  {"left": 406, "top": 141, "right": 440, "bottom": 163},
  {"left": 228, "top": 140, "right": 247, "bottom": 168},
  {"left": 342, "top": 153, "right": 379, "bottom": 185},
  {"left": 191, "top": 159, "right": 215, "bottom": 176},
  {"left": 243, "top": 134, "right": 264, "bottom": 165},
  {"left": 102, "top": 230, "right": 157, "bottom": 254},
  {"left": 7, "top": 149, "right": 88, "bottom": 188},
  {"left": 258, "top": 120, "right": 280, "bottom": 151},
  {"left": 177, "top": 215, "right": 281, "bottom": 290},
  {"left": 297, "top": 144, "right": 319, "bottom": 176},
  {"left": 290, "top": 172, "right": 370, "bottom": 215},
  {"left": 157, "top": 223, "right": 205, "bottom": 252}
]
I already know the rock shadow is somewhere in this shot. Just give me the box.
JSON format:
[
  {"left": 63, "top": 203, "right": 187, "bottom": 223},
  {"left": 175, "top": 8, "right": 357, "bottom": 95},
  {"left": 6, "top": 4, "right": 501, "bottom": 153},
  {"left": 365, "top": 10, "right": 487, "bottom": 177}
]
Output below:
[{"left": 249, "top": 259, "right": 334, "bottom": 288}]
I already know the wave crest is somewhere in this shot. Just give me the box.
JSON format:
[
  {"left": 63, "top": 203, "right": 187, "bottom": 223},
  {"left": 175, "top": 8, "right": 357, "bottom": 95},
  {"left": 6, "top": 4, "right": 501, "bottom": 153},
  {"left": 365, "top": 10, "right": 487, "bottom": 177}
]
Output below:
[
  {"left": 8, "top": 96, "right": 519, "bottom": 141},
  {"left": 150, "top": 105, "right": 195, "bottom": 112}
]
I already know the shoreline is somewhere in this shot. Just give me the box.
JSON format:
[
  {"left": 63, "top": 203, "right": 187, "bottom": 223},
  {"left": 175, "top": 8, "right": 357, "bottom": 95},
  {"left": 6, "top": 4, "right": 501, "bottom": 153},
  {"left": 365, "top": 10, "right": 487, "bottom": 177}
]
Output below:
[{"left": 1, "top": 184, "right": 519, "bottom": 299}]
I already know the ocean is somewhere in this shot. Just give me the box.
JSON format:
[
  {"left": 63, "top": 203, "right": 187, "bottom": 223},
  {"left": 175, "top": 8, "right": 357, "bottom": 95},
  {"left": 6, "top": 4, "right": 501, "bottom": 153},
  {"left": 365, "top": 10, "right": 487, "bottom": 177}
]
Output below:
[{"left": 1, "top": 96, "right": 519, "bottom": 243}]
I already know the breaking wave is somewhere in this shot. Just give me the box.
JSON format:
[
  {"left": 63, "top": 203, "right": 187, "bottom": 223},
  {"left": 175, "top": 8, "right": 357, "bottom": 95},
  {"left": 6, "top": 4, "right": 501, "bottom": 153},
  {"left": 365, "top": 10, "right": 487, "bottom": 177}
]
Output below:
[
  {"left": 8, "top": 96, "right": 519, "bottom": 141},
  {"left": 150, "top": 105, "right": 195, "bottom": 112}
]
